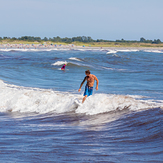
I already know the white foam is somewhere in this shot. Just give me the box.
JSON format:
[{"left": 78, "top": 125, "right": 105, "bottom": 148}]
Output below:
[
  {"left": 52, "top": 60, "right": 91, "bottom": 68},
  {"left": 106, "top": 49, "right": 139, "bottom": 54},
  {"left": 0, "top": 48, "right": 65, "bottom": 52},
  {"left": 106, "top": 52, "right": 119, "bottom": 57},
  {"left": 0, "top": 80, "right": 78, "bottom": 114},
  {"left": 117, "top": 49, "right": 139, "bottom": 52},
  {"left": 75, "top": 94, "right": 163, "bottom": 115},
  {"left": 112, "top": 54, "right": 119, "bottom": 57},
  {"left": 127, "top": 95, "right": 147, "bottom": 99},
  {"left": 76, "top": 49, "right": 86, "bottom": 51},
  {"left": 106, "top": 50, "right": 117, "bottom": 54},
  {"left": 101, "top": 66, "right": 126, "bottom": 71},
  {"left": 0, "top": 80, "right": 162, "bottom": 115},
  {"left": 143, "top": 50, "right": 163, "bottom": 53},
  {"left": 52, "top": 61, "right": 67, "bottom": 66},
  {"left": 0, "top": 48, "right": 27, "bottom": 52},
  {"left": 69, "top": 57, "right": 81, "bottom": 61}
]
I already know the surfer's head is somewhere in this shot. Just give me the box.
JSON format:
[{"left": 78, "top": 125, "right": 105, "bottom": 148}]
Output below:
[{"left": 85, "top": 70, "right": 90, "bottom": 76}]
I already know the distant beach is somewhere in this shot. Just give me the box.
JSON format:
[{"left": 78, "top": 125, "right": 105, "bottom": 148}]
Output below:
[{"left": 1, "top": 42, "right": 163, "bottom": 51}]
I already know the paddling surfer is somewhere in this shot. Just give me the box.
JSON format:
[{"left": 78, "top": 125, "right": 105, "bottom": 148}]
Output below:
[
  {"left": 61, "top": 63, "right": 67, "bottom": 70},
  {"left": 78, "top": 70, "right": 99, "bottom": 103}
]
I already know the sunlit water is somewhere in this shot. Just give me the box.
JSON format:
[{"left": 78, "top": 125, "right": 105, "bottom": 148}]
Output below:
[{"left": 0, "top": 48, "right": 162, "bottom": 162}]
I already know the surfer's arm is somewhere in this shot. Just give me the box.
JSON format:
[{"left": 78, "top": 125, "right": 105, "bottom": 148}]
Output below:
[
  {"left": 78, "top": 77, "right": 86, "bottom": 92},
  {"left": 94, "top": 75, "right": 99, "bottom": 90}
]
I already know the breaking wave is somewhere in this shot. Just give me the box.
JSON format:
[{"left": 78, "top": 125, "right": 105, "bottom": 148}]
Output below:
[
  {"left": 69, "top": 57, "right": 82, "bottom": 61},
  {"left": 51, "top": 60, "right": 90, "bottom": 68},
  {"left": 0, "top": 48, "right": 60, "bottom": 52},
  {"left": 0, "top": 80, "right": 162, "bottom": 115},
  {"left": 106, "top": 49, "right": 139, "bottom": 54},
  {"left": 143, "top": 50, "right": 163, "bottom": 53},
  {"left": 52, "top": 61, "right": 68, "bottom": 66}
]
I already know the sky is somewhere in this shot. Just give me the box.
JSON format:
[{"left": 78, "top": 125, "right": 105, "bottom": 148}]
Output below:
[{"left": 0, "top": 0, "right": 163, "bottom": 41}]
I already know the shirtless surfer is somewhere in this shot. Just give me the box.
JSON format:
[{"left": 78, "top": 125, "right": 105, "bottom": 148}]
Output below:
[{"left": 78, "top": 70, "right": 99, "bottom": 103}]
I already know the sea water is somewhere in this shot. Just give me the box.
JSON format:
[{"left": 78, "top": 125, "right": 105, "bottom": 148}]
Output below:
[{"left": 0, "top": 48, "right": 162, "bottom": 162}]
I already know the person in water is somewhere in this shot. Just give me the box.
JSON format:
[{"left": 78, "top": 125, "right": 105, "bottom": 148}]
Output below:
[
  {"left": 78, "top": 70, "right": 99, "bottom": 103},
  {"left": 61, "top": 63, "right": 67, "bottom": 70}
]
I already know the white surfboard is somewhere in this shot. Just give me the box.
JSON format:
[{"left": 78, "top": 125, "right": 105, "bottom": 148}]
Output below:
[{"left": 74, "top": 98, "right": 82, "bottom": 107}]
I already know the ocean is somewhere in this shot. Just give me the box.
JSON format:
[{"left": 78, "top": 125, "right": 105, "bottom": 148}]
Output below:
[{"left": 0, "top": 48, "right": 162, "bottom": 162}]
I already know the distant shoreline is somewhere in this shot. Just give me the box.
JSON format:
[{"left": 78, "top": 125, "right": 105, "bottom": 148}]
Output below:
[
  {"left": 1, "top": 35, "right": 163, "bottom": 50},
  {"left": 1, "top": 42, "right": 163, "bottom": 50}
]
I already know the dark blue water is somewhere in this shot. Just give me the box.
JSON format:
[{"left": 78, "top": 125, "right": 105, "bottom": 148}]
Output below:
[{"left": 0, "top": 48, "right": 162, "bottom": 162}]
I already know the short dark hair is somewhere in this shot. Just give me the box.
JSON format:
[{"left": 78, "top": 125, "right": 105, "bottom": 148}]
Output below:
[{"left": 85, "top": 70, "right": 90, "bottom": 74}]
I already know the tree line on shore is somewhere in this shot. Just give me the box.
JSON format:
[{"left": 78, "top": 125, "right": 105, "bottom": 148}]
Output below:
[{"left": 0, "top": 36, "right": 162, "bottom": 44}]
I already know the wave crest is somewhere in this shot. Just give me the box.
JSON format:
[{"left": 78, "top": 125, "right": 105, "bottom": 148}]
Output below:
[
  {"left": 0, "top": 80, "right": 162, "bottom": 115},
  {"left": 52, "top": 61, "right": 67, "bottom": 66}
]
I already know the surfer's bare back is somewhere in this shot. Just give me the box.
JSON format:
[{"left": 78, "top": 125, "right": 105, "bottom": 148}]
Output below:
[{"left": 78, "top": 70, "right": 99, "bottom": 103}]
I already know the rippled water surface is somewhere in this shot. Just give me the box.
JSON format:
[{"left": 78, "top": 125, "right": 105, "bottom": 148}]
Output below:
[{"left": 0, "top": 48, "right": 163, "bottom": 162}]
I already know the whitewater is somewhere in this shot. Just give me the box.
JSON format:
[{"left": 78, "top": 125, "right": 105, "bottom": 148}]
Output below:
[
  {"left": 0, "top": 80, "right": 162, "bottom": 115},
  {"left": 0, "top": 48, "right": 162, "bottom": 162}
]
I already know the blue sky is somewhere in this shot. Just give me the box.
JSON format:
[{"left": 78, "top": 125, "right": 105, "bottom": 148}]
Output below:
[{"left": 0, "top": 0, "right": 163, "bottom": 41}]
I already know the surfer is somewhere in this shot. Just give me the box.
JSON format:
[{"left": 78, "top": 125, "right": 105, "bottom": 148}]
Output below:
[
  {"left": 61, "top": 63, "right": 67, "bottom": 70},
  {"left": 78, "top": 70, "right": 99, "bottom": 103}
]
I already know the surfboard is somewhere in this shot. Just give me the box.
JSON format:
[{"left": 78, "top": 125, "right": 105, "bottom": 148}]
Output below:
[{"left": 74, "top": 98, "right": 82, "bottom": 106}]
